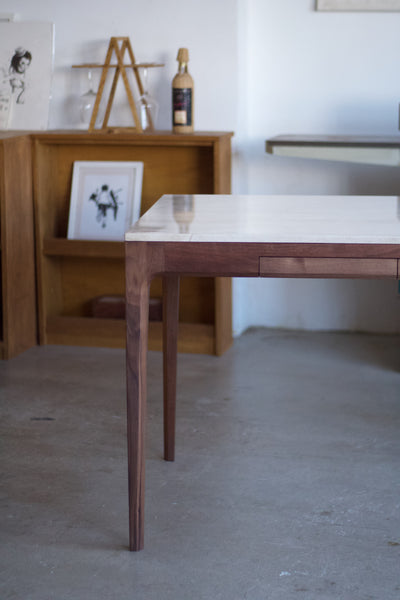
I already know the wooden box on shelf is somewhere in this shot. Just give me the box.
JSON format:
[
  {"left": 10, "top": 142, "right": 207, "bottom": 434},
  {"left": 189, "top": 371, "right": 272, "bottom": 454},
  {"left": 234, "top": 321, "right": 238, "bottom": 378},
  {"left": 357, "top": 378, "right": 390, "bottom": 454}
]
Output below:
[
  {"left": 32, "top": 130, "right": 233, "bottom": 355},
  {"left": 0, "top": 133, "right": 37, "bottom": 359}
]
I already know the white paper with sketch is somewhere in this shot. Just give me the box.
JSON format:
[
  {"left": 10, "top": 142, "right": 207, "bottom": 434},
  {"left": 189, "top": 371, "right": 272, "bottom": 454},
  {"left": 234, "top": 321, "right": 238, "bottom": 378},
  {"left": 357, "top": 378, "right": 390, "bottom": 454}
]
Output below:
[{"left": 0, "top": 22, "right": 54, "bottom": 130}]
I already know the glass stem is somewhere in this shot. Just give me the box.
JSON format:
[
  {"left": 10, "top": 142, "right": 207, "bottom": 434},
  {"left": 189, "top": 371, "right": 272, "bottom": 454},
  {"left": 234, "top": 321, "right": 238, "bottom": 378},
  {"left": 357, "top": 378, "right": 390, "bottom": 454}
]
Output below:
[{"left": 87, "top": 69, "right": 94, "bottom": 93}]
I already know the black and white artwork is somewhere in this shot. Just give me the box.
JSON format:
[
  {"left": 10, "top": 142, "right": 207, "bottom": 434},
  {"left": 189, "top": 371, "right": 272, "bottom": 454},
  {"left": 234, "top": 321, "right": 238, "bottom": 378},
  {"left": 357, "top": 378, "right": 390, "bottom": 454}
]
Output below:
[
  {"left": 67, "top": 161, "right": 144, "bottom": 241},
  {"left": 0, "top": 22, "right": 54, "bottom": 130}
]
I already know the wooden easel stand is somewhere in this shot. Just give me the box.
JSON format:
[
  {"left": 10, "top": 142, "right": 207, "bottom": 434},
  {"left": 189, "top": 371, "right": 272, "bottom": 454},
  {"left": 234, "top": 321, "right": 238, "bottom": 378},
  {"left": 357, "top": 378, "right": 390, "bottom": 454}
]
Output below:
[{"left": 73, "top": 37, "right": 163, "bottom": 132}]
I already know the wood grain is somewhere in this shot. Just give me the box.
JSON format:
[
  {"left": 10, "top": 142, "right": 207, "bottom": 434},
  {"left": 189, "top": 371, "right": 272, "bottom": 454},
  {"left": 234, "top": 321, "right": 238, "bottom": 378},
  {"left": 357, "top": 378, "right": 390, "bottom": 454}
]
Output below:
[
  {"left": 162, "top": 242, "right": 400, "bottom": 277},
  {"left": 125, "top": 241, "right": 165, "bottom": 550},
  {"left": 259, "top": 257, "right": 398, "bottom": 278},
  {"left": 163, "top": 276, "right": 180, "bottom": 461},
  {"left": 31, "top": 131, "right": 233, "bottom": 355},
  {"left": 45, "top": 315, "right": 215, "bottom": 353},
  {"left": 215, "top": 277, "right": 233, "bottom": 356},
  {"left": 125, "top": 234, "right": 400, "bottom": 550},
  {"left": 0, "top": 134, "right": 37, "bottom": 358},
  {"left": 125, "top": 244, "right": 151, "bottom": 551}
]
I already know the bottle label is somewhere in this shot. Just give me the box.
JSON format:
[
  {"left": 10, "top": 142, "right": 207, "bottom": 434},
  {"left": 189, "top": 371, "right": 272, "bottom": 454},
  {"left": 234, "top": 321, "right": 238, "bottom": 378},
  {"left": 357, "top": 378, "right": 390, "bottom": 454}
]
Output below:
[{"left": 173, "top": 88, "right": 192, "bottom": 126}]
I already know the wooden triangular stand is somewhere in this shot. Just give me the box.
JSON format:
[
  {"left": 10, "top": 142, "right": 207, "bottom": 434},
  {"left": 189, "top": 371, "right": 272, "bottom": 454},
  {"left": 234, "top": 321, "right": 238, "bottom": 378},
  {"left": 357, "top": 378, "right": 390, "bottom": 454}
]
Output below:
[
  {"left": 73, "top": 37, "right": 163, "bottom": 133},
  {"left": 92, "top": 37, "right": 141, "bottom": 132}
]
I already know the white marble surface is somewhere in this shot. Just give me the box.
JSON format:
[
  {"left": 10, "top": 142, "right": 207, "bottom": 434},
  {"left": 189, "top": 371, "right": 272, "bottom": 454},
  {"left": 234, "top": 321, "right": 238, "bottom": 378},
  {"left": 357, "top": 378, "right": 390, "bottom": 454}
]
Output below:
[{"left": 125, "top": 194, "right": 400, "bottom": 244}]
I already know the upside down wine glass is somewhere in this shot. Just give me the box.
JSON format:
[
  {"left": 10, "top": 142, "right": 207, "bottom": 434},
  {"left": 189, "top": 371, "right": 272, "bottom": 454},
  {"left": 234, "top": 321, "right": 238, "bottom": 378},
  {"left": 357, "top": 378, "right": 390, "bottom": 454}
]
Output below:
[
  {"left": 79, "top": 69, "right": 97, "bottom": 128},
  {"left": 138, "top": 67, "right": 159, "bottom": 131}
]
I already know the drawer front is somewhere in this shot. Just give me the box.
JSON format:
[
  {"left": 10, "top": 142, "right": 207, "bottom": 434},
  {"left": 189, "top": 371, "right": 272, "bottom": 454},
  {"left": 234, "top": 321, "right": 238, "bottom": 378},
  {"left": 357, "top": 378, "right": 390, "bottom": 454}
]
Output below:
[{"left": 259, "top": 257, "right": 399, "bottom": 279}]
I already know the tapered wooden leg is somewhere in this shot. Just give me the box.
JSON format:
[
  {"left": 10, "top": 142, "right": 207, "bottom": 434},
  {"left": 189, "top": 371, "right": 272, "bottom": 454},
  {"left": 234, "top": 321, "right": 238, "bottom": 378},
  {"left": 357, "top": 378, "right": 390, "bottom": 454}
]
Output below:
[
  {"left": 125, "top": 248, "right": 150, "bottom": 551},
  {"left": 163, "top": 275, "right": 180, "bottom": 461}
]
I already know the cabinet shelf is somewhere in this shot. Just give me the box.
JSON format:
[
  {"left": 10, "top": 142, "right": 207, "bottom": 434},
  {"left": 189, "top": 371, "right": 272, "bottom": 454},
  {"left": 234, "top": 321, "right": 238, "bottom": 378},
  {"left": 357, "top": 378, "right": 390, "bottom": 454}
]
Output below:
[
  {"left": 46, "top": 315, "right": 215, "bottom": 354},
  {"left": 43, "top": 237, "right": 124, "bottom": 258},
  {"left": 33, "top": 131, "right": 233, "bottom": 355}
]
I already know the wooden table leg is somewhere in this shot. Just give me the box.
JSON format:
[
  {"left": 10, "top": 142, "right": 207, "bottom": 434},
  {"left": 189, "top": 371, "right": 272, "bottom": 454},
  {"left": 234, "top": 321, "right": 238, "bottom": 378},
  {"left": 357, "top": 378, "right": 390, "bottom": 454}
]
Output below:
[
  {"left": 163, "top": 275, "right": 180, "bottom": 461},
  {"left": 125, "top": 247, "right": 150, "bottom": 551}
]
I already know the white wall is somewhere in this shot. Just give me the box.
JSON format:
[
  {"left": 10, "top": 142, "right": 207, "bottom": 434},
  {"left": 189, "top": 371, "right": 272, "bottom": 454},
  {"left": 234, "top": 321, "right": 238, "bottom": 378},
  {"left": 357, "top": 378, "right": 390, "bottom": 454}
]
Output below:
[
  {"left": 7, "top": 0, "right": 238, "bottom": 132},
  {"left": 5, "top": 0, "right": 400, "bottom": 334},
  {"left": 235, "top": 0, "right": 400, "bottom": 335}
]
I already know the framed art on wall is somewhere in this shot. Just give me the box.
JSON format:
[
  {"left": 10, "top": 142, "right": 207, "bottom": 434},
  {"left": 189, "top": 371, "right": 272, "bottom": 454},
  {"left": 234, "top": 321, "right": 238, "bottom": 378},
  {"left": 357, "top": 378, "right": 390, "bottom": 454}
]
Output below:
[
  {"left": 0, "top": 21, "right": 54, "bottom": 130},
  {"left": 67, "top": 161, "right": 144, "bottom": 241},
  {"left": 316, "top": 0, "right": 400, "bottom": 9}
]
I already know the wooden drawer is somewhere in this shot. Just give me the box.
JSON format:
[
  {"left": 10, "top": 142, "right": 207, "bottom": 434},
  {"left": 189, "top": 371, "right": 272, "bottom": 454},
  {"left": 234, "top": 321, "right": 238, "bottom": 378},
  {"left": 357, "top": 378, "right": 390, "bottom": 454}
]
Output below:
[{"left": 259, "top": 257, "right": 399, "bottom": 279}]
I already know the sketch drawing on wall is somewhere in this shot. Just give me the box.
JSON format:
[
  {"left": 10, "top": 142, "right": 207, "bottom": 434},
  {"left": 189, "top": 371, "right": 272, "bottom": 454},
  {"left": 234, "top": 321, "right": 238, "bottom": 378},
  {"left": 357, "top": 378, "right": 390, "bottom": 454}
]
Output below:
[{"left": 0, "top": 22, "right": 54, "bottom": 130}]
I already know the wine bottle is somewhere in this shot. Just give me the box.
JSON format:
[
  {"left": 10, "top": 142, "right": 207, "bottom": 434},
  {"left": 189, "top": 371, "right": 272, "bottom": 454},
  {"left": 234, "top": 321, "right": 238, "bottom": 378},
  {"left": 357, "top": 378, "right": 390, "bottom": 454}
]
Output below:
[{"left": 172, "top": 47, "right": 194, "bottom": 133}]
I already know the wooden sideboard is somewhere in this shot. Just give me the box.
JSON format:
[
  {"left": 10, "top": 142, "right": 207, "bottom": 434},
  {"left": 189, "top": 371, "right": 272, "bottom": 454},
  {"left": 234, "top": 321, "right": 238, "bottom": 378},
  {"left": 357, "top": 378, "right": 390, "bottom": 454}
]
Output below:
[
  {"left": 0, "top": 130, "right": 233, "bottom": 358},
  {"left": 0, "top": 133, "right": 37, "bottom": 358},
  {"left": 31, "top": 131, "right": 233, "bottom": 356}
]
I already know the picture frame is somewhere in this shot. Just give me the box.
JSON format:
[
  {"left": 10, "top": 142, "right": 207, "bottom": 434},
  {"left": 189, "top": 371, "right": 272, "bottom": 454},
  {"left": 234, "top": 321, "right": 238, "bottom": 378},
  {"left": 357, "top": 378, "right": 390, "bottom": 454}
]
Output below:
[
  {"left": 0, "top": 21, "right": 54, "bottom": 130},
  {"left": 316, "top": 0, "right": 400, "bottom": 9},
  {"left": 67, "top": 161, "right": 144, "bottom": 241}
]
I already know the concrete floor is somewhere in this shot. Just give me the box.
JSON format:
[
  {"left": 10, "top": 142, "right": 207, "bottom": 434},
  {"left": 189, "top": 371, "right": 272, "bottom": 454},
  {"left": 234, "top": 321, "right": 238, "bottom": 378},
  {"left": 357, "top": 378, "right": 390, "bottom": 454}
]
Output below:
[{"left": 1, "top": 328, "right": 399, "bottom": 600}]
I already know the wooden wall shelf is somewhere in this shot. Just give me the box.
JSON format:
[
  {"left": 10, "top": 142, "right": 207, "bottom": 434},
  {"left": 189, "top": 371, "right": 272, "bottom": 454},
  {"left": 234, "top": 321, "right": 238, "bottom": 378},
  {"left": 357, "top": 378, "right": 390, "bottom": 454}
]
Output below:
[
  {"left": 266, "top": 134, "right": 400, "bottom": 166},
  {"left": 32, "top": 130, "right": 234, "bottom": 355}
]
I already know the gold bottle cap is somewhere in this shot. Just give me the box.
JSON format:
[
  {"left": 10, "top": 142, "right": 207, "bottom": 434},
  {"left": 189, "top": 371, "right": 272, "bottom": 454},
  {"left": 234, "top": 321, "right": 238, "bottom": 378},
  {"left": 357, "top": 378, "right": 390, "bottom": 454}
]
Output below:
[{"left": 177, "top": 48, "right": 189, "bottom": 63}]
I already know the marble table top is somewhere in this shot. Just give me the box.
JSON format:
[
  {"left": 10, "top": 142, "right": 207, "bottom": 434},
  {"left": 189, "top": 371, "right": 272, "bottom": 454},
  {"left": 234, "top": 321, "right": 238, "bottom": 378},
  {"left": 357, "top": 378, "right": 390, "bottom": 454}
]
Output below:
[{"left": 125, "top": 194, "right": 400, "bottom": 245}]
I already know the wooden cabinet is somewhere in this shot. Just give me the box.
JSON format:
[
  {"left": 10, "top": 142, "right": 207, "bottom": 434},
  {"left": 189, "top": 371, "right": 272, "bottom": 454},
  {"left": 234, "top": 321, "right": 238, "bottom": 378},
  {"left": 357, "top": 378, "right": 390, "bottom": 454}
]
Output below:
[
  {"left": 32, "top": 131, "right": 233, "bottom": 355},
  {"left": 0, "top": 133, "right": 37, "bottom": 359}
]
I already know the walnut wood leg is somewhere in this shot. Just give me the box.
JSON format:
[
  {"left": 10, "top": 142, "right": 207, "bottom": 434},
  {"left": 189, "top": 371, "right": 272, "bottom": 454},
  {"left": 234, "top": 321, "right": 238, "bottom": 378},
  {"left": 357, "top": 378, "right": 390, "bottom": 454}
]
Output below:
[
  {"left": 163, "top": 275, "right": 180, "bottom": 462},
  {"left": 125, "top": 249, "right": 150, "bottom": 551}
]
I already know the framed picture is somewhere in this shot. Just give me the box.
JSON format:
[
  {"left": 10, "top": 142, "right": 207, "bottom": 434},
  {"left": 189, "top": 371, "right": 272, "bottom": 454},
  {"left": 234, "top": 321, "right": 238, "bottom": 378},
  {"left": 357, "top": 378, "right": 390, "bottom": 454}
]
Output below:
[
  {"left": 316, "top": 0, "right": 400, "bottom": 9},
  {"left": 0, "top": 21, "right": 54, "bottom": 130},
  {"left": 67, "top": 161, "right": 144, "bottom": 241}
]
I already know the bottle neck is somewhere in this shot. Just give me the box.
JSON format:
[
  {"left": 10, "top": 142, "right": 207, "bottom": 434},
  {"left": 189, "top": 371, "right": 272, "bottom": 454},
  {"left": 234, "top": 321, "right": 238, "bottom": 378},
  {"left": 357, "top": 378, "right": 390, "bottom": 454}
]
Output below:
[{"left": 178, "top": 62, "right": 188, "bottom": 74}]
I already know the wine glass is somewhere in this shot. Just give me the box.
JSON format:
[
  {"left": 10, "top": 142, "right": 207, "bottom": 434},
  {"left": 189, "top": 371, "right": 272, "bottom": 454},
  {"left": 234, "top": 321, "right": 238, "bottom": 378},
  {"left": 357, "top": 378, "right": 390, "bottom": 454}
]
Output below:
[
  {"left": 79, "top": 69, "right": 97, "bottom": 128},
  {"left": 138, "top": 67, "right": 159, "bottom": 131}
]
